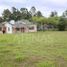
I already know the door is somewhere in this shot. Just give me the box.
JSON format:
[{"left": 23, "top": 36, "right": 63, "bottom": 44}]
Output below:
[
  {"left": 2, "top": 27, "right": 6, "bottom": 33},
  {"left": 21, "top": 27, "right": 25, "bottom": 32}
]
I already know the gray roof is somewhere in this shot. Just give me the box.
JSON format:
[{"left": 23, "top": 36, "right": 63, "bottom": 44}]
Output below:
[
  {"left": 14, "top": 20, "right": 34, "bottom": 28},
  {"left": 14, "top": 23, "right": 27, "bottom": 28},
  {"left": 0, "top": 20, "right": 36, "bottom": 28},
  {"left": 15, "top": 20, "right": 33, "bottom": 25}
]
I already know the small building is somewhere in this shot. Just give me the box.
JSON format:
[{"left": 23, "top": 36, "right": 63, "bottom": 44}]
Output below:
[{"left": 0, "top": 20, "right": 37, "bottom": 34}]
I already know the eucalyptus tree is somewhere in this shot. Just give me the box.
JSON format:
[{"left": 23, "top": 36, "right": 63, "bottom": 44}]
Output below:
[
  {"left": 30, "top": 6, "right": 36, "bottom": 16},
  {"left": 2, "top": 9, "right": 11, "bottom": 21},
  {"left": 50, "top": 11, "right": 58, "bottom": 17},
  {"left": 36, "top": 11, "right": 43, "bottom": 17}
]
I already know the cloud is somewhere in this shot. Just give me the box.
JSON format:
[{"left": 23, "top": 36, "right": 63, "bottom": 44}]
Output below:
[
  {"left": 0, "top": 0, "right": 27, "bottom": 3},
  {"left": 0, "top": 5, "right": 11, "bottom": 16}
]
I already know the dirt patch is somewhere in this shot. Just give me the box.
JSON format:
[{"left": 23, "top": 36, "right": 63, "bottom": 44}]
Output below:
[
  {"left": 16, "top": 56, "right": 47, "bottom": 67},
  {"left": 55, "top": 56, "right": 67, "bottom": 67}
]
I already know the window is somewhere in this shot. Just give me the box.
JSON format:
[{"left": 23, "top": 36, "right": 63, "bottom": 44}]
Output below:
[
  {"left": 29, "top": 26, "right": 34, "bottom": 30},
  {"left": 8, "top": 27, "right": 10, "bottom": 31},
  {"left": 16, "top": 28, "right": 20, "bottom": 31}
]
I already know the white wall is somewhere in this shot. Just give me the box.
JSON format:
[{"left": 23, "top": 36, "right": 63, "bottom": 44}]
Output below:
[
  {"left": 5, "top": 23, "right": 13, "bottom": 33},
  {"left": 28, "top": 25, "right": 37, "bottom": 32}
]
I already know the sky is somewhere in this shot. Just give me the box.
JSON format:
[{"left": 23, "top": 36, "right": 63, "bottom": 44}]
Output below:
[{"left": 0, "top": 0, "right": 67, "bottom": 17}]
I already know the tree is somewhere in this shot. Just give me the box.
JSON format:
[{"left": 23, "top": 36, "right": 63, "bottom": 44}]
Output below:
[
  {"left": 12, "top": 7, "right": 17, "bottom": 13},
  {"left": 62, "top": 10, "right": 67, "bottom": 18},
  {"left": 50, "top": 11, "right": 57, "bottom": 17},
  {"left": 31, "top": 16, "right": 48, "bottom": 30},
  {"left": 26, "top": 12, "right": 32, "bottom": 20},
  {"left": 11, "top": 7, "right": 21, "bottom": 21},
  {"left": 20, "top": 8, "right": 32, "bottom": 20},
  {"left": 48, "top": 17, "right": 60, "bottom": 26},
  {"left": 58, "top": 17, "right": 66, "bottom": 31},
  {"left": 20, "top": 8, "right": 28, "bottom": 19},
  {"left": 20, "top": 8, "right": 28, "bottom": 14},
  {"left": 2, "top": 9, "right": 11, "bottom": 21},
  {"left": 15, "top": 10, "right": 21, "bottom": 21},
  {"left": 36, "top": 11, "right": 43, "bottom": 17},
  {"left": 30, "top": 6, "right": 36, "bottom": 16}
]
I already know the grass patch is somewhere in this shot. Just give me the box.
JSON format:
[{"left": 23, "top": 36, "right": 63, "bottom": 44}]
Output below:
[{"left": 0, "top": 31, "right": 67, "bottom": 67}]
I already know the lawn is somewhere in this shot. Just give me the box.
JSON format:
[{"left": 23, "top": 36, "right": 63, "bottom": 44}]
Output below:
[{"left": 0, "top": 31, "right": 67, "bottom": 67}]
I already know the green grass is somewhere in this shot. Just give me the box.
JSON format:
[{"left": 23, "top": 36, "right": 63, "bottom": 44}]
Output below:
[{"left": 0, "top": 31, "right": 67, "bottom": 67}]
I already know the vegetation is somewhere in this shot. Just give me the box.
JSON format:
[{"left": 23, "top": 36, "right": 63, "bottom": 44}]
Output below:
[
  {"left": 0, "top": 31, "right": 67, "bottom": 67},
  {"left": 0, "top": 6, "right": 67, "bottom": 31},
  {"left": 58, "top": 17, "right": 66, "bottom": 31}
]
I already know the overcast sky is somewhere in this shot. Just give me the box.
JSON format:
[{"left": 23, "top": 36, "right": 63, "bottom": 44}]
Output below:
[{"left": 0, "top": 0, "right": 67, "bottom": 17}]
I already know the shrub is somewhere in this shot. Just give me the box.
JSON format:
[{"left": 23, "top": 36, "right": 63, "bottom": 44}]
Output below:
[{"left": 58, "top": 18, "right": 66, "bottom": 31}]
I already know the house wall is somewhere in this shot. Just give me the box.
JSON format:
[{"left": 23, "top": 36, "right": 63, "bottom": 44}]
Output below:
[
  {"left": 25, "top": 27, "right": 29, "bottom": 32},
  {"left": 2, "top": 21, "right": 37, "bottom": 33},
  {"left": 5, "top": 23, "right": 12, "bottom": 33},
  {"left": 28, "top": 25, "right": 37, "bottom": 32},
  {"left": 12, "top": 26, "right": 29, "bottom": 33}
]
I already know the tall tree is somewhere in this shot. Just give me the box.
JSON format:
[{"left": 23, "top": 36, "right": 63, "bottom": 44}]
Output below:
[
  {"left": 12, "top": 7, "right": 17, "bottom": 13},
  {"left": 20, "top": 8, "right": 32, "bottom": 20},
  {"left": 50, "top": 11, "right": 57, "bottom": 17},
  {"left": 30, "top": 6, "right": 36, "bottom": 16},
  {"left": 2, "top": 9, "right": 11, "bottom": 21},
  {"left": 62, "top": 10, "right": 67, "bottom": 18},
  {"left": 15, "top": 10, "right": 21, "bottom": 21},
  {"left": 36, "top": 11, "right": 43, "bottom": 17},
  {"left": 58, "top": 17, "right": 66, "bottom": 31},
  {"left": 20, "top": 8, "right": 28, "bottom": 19},
  {"left": 20, "top": 8, "right": 28, "bottom": 14},
  {"left": 11, "top": 7, "right": 17, "bottom": 21},
  {"left": 11, "top": 7, "right": 21, "bottom": 21}
]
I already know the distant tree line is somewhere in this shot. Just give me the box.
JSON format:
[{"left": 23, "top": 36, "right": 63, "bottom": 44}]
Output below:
[{"left": 0, "top": 6, "right": 67, "bottom": 31}]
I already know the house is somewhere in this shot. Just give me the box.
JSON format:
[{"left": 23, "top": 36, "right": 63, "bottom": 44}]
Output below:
[{"left": 0, "top": 20, "right": 37, "bottom": 34}]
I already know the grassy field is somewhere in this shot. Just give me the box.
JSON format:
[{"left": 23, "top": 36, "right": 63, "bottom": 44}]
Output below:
[{"left": 0, "top": 31, "right": 67, "bottom": 67}]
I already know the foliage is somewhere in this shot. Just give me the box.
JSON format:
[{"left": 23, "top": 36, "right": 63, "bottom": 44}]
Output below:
[
  {"left": 2, "top": 7, "right": 32, "bottom": 21},
  {"left": 62, "top": 10, "right": 67, "bottom": 18},
  {"left": 36, "top": 11, "right": 43, "bottom": 17},
  {"left": 50, "top": 11, "right": 57, "bottom": 17},
  {"left": 48, "top": 17, "right": 60, "bottom": 26},
  {"left": 30, "top": 6, "right": 36, "bottom": 16},
  {"left": 2, "top": 9, "right": 12, "bottom": 21},
  {"left": 1, "top": 6, "right": 67, "bottom": 31},
  {"left": 58, "top": 17, "right": 67, "bottom": 31},
  {"left": 31, "top": 16, "right": 47, "bottom": 25}
]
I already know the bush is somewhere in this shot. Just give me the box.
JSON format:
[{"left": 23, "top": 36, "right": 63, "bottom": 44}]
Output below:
[
  {"left": 58, "top": 22, "right": 66, "bottom": 31},
  {"left": 58, "top": 18, "right": 66, "bottom": 31}
]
